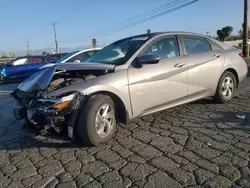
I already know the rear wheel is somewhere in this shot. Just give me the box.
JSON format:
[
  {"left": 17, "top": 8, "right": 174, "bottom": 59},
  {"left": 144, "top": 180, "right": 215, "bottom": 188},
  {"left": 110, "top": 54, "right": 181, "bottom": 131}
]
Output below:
[
  {"left": 214, "top": 71, "right": 236, "bottom": 103},
  {"left": 77, "top": 94, "right": 116, "bottom": 146}
]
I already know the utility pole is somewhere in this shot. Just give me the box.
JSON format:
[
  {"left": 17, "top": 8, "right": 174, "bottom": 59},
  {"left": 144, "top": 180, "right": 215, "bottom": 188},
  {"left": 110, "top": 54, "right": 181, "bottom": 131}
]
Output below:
[
  {"left": 53, "top": 23, "right": 59, "bottom": 54},
  {"left": 92, "top": 38, "right": 97, "bottom": 48},
  {"left": 26, "top": 41, "right": 30, "bottom": 56},
  {"left": 243, "top": 0, "right": 248, "bottom": 57}
]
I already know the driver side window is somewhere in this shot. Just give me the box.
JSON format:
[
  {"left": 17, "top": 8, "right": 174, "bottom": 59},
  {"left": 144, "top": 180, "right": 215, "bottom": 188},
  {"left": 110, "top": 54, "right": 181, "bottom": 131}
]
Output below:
[{"left": 140, "top": 36, "right": 180, "bottom": 59}]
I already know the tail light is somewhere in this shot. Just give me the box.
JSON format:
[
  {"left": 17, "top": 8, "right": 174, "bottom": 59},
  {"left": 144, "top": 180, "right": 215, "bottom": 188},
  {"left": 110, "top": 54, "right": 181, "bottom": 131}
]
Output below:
[
  {"left": 238, "top": 52, "right": 248, "bottom": 66},
  {"left": 238, "top": 52, "right": 245, "bottom": 59}
]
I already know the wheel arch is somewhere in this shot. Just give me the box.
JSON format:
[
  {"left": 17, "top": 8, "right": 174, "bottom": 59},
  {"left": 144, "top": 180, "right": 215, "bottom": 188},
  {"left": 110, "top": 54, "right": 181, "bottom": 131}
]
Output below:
[
  {"left": 86, "top": 91, "right": 129, "bottom": 125},
  {"left": 223, "top": 68, "right": 239, "bottom": 88}
]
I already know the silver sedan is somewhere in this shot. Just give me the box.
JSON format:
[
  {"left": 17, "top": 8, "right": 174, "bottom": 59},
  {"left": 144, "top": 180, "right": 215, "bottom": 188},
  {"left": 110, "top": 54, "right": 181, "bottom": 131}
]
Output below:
[{"left": 13, "top": 32, "right": 248, "bottom": 145}]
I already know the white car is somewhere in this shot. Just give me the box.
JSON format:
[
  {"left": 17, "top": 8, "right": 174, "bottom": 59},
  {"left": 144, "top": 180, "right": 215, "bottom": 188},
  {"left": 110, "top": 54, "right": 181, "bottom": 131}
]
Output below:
[{"left": 40, "top": 48, "right": 101, "bottom": 70}]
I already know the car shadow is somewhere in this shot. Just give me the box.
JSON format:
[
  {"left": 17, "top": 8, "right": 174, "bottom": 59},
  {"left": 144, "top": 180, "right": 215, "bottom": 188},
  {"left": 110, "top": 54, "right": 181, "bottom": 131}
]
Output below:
[
  {"left": 1, "top": 110, "right": 249, "bottom": 151},
  {"left": 191, "top": 98, "right": 217, "bottom": 105},
  {"left": 0, "top": 127, "right": 92, "bottom": 151},
  {"left": 179, "top": 108, "right": 250, "bottom": 131}
]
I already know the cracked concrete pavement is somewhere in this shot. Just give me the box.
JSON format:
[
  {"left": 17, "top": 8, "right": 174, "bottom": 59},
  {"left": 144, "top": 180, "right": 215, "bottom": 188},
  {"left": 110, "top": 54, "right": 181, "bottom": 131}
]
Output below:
[{"left": 0, "top": 73, "right": 250, "bottom": 188}]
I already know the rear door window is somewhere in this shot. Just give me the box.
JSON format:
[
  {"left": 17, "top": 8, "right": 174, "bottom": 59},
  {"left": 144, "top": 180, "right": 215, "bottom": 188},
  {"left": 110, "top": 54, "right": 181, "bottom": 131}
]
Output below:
[
  {"left": 206, "top": 38, "right": 223, "bottom": 51},
  {"left": 182, "top": 36, "right": 211, "bottom": 55},
  {"left": 28, "top": 57, "right": 44, "bottom": 64}
]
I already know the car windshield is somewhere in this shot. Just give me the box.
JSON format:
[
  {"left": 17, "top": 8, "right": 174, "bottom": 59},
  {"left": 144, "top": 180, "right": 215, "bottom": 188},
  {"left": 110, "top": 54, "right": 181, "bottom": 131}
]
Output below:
[
  {"left": 6, "top": 59, "right": 17, "bottom": 66},
  {"left": 56, "top": 51, "right": 78, "bottom": 63},
  {"left": 86, "top": 36, "right": 150, "bottom": 65}
]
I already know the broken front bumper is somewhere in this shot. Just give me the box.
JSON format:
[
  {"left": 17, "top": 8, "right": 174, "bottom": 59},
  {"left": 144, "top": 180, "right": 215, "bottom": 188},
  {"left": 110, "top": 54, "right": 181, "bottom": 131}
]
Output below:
[{"left": 13, "top": 91, "right": 86, "bottom": 140}]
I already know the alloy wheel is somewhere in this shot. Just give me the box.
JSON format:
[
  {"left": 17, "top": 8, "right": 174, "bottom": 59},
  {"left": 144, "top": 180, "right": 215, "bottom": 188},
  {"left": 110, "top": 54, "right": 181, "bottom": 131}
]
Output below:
[
  {"left": 95, "top": 103, "right": 115, "bottom": 138},
  {"left": 221, "top": 76, "right": 234, "bottom": 99}
]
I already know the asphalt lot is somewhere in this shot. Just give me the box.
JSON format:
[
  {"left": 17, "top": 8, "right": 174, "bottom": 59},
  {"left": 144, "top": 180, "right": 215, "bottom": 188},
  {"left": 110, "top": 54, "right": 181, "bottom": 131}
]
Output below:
[{"left": 0, "top": 71, "right": 250, "bottom": 188}]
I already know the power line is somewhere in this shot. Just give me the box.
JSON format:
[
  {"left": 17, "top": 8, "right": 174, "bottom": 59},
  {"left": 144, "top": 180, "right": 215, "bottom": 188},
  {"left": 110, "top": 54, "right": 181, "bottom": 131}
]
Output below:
[
  {"left": 60, "top": 0, "right": 198, "bottom": 45},
  {"left": 43, "top": 43, "right": 55, "bottom": 52},
  {"left": 42, "top": 0, "right": 96, "bottom": 52},
  {"left": 43, "top": 0, "right": 198, "bottom": 50},
  {"left": 90, "top": 0, "right": 196, "bottom": 39},
  {"left": 56, "top": 0, "right": 95, "bottom": 23},
  {"left": 14, "top": 0, "right": 96, "bottom": 53},
  {"left": 61, "top": 0, "right": 185, "bottom": 43},
  {"left": 44, "top": 0, "right": 185, "bottom": 49}
]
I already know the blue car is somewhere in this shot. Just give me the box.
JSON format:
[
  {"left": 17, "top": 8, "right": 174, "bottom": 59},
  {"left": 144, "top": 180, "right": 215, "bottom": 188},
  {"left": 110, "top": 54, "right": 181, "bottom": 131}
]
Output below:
[{"left": 0, "top": 56, "right": 56, "bottom": 84}]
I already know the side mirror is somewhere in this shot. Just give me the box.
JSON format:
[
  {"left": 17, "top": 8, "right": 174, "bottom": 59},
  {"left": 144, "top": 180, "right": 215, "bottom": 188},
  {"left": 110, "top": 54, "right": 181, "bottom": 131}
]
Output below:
[
  {"left": 74, "top": 60, "right": 80, "bottom": 63},
  {"left": 6, "top": 63, "right": 11, "bottom": 67},
  {"left": 138, "top": 55, "right": 160, "bottom": 65}
]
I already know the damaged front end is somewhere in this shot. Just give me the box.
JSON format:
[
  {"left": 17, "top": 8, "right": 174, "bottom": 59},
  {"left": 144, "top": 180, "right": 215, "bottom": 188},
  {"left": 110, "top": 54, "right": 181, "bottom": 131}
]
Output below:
[
  {"left": 12, "top": 63, "right": 115, "bottom": 141},
  {"left": 27, "top": 91, "right": 85, "bottom": 139}
]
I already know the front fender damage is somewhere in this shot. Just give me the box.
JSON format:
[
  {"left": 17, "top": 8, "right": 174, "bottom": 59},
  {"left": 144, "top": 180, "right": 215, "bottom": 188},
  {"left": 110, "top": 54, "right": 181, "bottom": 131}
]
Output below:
[
  {"left": 27, "top": 91, "right": 85, "bottom": 141},
  {"left": 12, "top": 64, "right": 115, "bottom": 142}
]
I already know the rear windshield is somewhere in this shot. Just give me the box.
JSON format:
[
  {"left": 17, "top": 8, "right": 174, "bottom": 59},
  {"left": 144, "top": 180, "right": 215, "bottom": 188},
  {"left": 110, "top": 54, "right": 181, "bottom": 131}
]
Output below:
[{"left": 56, "top": 51, "right": 78, "bottom": 63}]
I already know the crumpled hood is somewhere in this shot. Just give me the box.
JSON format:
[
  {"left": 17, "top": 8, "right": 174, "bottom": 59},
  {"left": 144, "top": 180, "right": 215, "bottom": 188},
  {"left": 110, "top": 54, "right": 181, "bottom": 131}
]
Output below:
[
  {"left": 54, "top": 62, "right": 116, "bottom": 71},
  {"left": 17, "top": 63, "right": 115, "bottom": 92}
]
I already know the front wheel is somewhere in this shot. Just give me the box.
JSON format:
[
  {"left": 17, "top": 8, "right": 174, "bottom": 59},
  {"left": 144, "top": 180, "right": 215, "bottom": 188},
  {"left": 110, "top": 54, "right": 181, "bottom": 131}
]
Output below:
[
  {"left": 214, "top": 71, "right": 237, "bottom": 103},
  {"left": 77, "top": 94, "right": 116, "bottom": 146}
]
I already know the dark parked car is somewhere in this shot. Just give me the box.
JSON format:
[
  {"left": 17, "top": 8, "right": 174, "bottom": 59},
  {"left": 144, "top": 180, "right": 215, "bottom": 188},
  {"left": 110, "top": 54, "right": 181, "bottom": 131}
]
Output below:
[{"left": 0, "top": 55, "right": 56, "bottom": 84}]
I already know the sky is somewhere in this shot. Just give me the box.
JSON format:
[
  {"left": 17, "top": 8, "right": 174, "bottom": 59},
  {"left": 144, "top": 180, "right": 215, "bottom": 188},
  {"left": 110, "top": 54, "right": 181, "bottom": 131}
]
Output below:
[{"left": 0, "top": 0, "right": 245, "bottom": 54}]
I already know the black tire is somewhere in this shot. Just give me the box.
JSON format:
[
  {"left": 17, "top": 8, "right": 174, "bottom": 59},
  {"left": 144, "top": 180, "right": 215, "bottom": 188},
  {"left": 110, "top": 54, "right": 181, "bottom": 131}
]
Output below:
[
  {"left": 214, "top": 71, "right": 237, "bottom": 103},
  {"left": 77, "top": 94, "right": 116, "bottom": 146}
]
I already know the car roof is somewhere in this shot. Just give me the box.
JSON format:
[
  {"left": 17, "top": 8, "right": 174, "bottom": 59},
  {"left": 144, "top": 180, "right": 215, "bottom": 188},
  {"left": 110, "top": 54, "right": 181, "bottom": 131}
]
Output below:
[
  {"left": 77, "top": 48, "right": 102, "bottom": 53},
  {"left": 153, "top": 31, "right": 203, "bottom": 35},
  {"left": 49, "top": 52, "right": 68, "bottom": 55},
  {"left": 118, "top": 31, "right": 206, "bottom": 41},
  {"left": 16, "top": 55, "right": 55, "bottom": 59},
  {"left": 111, "top": 31, "right": 206, "bottom": 44}
]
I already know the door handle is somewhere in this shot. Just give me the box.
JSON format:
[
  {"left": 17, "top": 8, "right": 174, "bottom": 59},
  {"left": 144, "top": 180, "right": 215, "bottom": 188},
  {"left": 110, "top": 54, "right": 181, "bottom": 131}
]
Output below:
[
  {"left": 174, "top": 62, "right": 185, "bottom": 68},
  {"left": 213, "top": 53, "right": 221, "bottom": 58}
]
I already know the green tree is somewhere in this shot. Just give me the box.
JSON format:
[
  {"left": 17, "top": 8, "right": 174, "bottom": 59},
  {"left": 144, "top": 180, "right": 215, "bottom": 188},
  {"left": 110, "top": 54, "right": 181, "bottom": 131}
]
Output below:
[
  {"left": 217, "top": 26, "right": 233, "bottom": 41},
  {"left": 238, "top": 29, "right": 243, "bottom": 37}
]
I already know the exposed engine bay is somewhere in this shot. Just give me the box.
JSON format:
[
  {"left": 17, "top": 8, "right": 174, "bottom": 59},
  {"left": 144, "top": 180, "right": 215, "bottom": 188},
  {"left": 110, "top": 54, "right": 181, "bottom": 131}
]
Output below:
[
  {"left": 47, "top": 70, "right": 105, "bottom": 92},
  {"left": 12, "top": 64, "right": 114, "bottom": 141}
]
